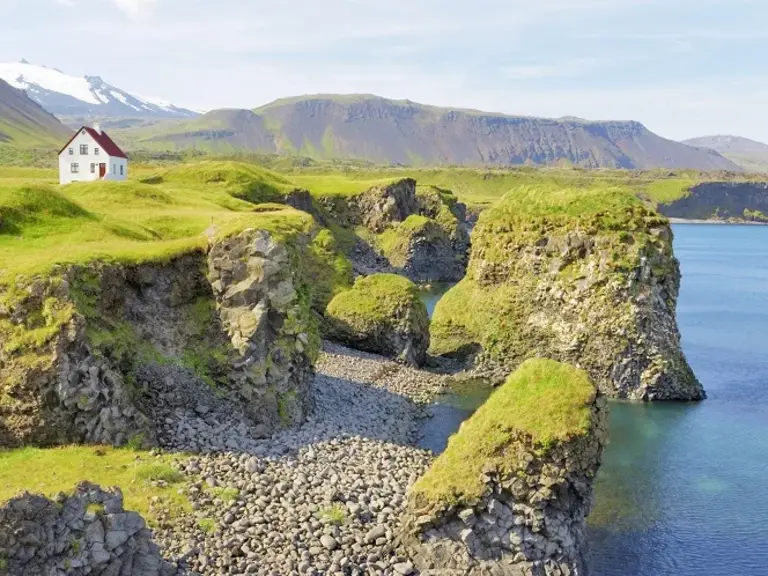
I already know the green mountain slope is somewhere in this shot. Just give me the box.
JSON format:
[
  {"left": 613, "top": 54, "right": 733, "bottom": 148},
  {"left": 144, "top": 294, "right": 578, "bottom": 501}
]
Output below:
[
  {"left": 682, "top": 135, "right": 768, "bottom": 172},
  {"left": 0, "top": 78, "right": 72, "bottom": 147},
  {"left": 120, "top": 94, "right": 741, "bottom": 171}
]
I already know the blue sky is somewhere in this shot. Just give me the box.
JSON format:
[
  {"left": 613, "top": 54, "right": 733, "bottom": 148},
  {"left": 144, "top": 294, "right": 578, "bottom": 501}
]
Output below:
[{"left": 1, "top": 0, "right": 766, "bottom": 141}]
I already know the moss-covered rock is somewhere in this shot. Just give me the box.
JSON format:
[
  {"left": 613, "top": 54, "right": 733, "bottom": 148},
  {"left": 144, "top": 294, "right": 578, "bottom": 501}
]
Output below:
[
  {"left": 325, "top": 274, "right": 429, "bottom": 366},
  {"left": 400, "top": 358, "right": 608, "bottom": 576},
  {"left": 431, "top": 185, "right": 704, "bottom": 400},
  {"left": 0, "top": 224, "right": 344, "bottom": 448},
  {"left": 310, "top": 179, "right": 471, "bottom": 282}
]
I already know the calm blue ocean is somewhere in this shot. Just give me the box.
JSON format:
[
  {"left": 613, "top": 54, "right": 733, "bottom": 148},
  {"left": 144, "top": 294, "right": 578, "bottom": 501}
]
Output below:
[{"left": 589, "top": 224, "right": 768, "bottom": 575}]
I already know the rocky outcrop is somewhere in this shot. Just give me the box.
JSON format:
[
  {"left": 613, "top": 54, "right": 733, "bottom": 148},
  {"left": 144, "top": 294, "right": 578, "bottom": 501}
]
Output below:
[
  {"left": 430, "top": 187, "right": 705, "bottom": 400},
  {"left": 311, "top": 180, "right": 470, "bottom": 282},
  {"left": 658, "top": 181, "right": 768, "bottom": 222},
  {"left": 399, "top": 359, "right": 608, "bottom": 576},
  {"left": 0, "top": 229, "right": 321, "bottom": 448},
  {"left": 325, "top": 274, "right": 429, "bottom": 366},
  {"left": 0, "top": 482, "right": 174, "bottom": 576},
  {"left": 208, "top": 229, "right": 315, "bottom": 427}
]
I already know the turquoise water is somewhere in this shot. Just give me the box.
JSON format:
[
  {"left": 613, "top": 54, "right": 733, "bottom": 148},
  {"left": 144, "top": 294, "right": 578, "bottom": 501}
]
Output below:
[
  {"left": 589, "top": 224, "right": 768, "bottom": 575},
  {"left": 418, "top": 225, "right": 768, "bottom": 575}
]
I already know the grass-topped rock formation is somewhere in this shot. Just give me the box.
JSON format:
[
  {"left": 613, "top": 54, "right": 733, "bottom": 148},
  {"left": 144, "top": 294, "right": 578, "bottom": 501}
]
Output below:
[
  {"left": 304, "top": 177, "right": 470, "bottom": 282},
  {"left": 658, "top": 181, "right": 768, "bottom": 223},
  {"left": 0, "top": 167, "right": 355, "bottom": 448},
  {"left": 399, "top": 359, "right": 608, "bottom": 575},
  {"left": 325, "top": 274, "right": 429, "bottom": 366},
  {"left": 431, "top": 185, "right": 705, "bottom": 400}
]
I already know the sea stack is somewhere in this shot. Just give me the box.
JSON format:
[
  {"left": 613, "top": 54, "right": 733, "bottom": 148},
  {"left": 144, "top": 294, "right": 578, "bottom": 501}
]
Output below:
[
  {"left": 399, "top": 358, "right": 608, "bottom": 575},
  {"left": 430, "top": 186, "right": 705, "bottom": 400}
]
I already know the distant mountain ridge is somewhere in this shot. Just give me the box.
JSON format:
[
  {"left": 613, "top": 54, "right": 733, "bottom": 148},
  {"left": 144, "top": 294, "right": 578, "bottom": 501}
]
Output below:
[
  {"left": 0, "top": 60, "right": 199, "bottom": 120},
  {"left": 120, "top": 94, "right": 740, "bottom": 171},
  {"left": 0, "top": 77, "right": 72, "bottom": 147},
  {"left": 682, "top": 135, "right": 768, "bottom": 172}
]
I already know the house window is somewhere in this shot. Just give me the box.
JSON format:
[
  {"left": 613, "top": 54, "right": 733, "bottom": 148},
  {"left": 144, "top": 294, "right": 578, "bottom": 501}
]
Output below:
[
  {"left": 70, "top": 163, "right": 79, "bottom": 174},
  {"left": 94, "top": 147, "right": 100, "bottom": 156},
  {"left": 120, "top": 164, "right": 124, "bottom": 175},
  {"left": 113, "top": 164, "right": 116, "bottom": 174},
  {"left": 80, "top": 144, "right": 88, "bottom": 155},
  {"left": 90, "top": 163, "right": 96, "bottom": 174},
  {"left": 68, "top": 147, "right": 74, "bottom": 155}
]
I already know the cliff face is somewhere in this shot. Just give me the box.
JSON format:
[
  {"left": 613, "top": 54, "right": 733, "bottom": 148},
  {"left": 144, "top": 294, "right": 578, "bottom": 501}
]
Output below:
[
  {"left": 0, "top": 230, "right": 322, "bottom": 448},
  {"left": 399, "top": 359, "right": 608, "bottom": 576},
  {"left": 659, "top": 181, "right": 768, "bottom": 222},
  {"left": 304, "top": 179, "right": 471, "bottom": 282},
  {"left": 430, "top": 187, "right": 704, "bottom": 401},
  {"left": 131, "top": 95, "right": 741, "bottom": 171}
]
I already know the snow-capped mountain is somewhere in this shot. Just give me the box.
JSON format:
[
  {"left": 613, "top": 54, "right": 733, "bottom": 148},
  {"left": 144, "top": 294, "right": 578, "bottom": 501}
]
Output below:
[{"left": 0, "top": 60, "right": 199, "bottom": 119}]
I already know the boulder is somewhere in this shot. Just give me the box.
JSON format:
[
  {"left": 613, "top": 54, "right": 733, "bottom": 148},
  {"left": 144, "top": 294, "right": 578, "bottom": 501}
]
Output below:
[
  {"left": 0, "top": 482, "right": 175, "bottom": 575},
  {"left": 325, "top": 274, "right": 429, "bottom": 366},
  {"left": 430, "top": 186, "right": 705, "bottom": 400},
  {"left": 399, "top": 359, "right": 608, "bottom": 576}
]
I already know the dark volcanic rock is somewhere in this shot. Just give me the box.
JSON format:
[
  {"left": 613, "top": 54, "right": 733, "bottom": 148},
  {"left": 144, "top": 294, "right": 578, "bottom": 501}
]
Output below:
[{"left": 0, "top": 482, "right": 175, "bottom": 576}]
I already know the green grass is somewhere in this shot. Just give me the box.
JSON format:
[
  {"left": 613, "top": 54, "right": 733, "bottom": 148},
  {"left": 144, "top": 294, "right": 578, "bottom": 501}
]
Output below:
[
  {"left": 289, "top": 174, "right": 400, "bottom": 197},
  {"left": 198, "top": 517, "right": 216, "bottom": 534},
  {"left": 0, "top": 163, "right": 318, "bottom": 283},
  {"left": 318, "top": 503, "right": 347, "bottom": 525},
  {"left": 211, "top": 487, "right": 240, "bottom": 502},
  {"left": 411, "top": 358, "right": 596, "bottom": 508},
  {"left": 0, "top": 446, "right": 189, "bottom": 522},
  {"left": 326, "top": 273, "right": 425, "bottom": 325}
]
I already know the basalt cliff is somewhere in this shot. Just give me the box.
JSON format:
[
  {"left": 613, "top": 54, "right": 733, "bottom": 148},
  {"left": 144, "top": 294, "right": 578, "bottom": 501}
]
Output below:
[
  {"left": 0, "top": 227, "right": 329, "bottom": 448},
  {"left": 430, "top": 186, "right": 705, "bottom": 400}
]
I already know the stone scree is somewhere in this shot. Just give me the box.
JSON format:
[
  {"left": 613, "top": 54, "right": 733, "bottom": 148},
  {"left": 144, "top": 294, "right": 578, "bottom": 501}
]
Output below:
[
  {"left": 0, "top": 482, "right": 174, "bottom": 576},
  {"left": 0, "top": 229, "right": 315, "bottom": 449},
  {"left": 399, "top": 397, "right": 609, "bottom": 576}
]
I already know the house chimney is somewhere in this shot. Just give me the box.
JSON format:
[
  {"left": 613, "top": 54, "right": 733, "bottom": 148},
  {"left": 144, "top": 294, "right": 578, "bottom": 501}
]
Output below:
[{"left": 93, "top": 122, "right": 101, "bottom": 134}]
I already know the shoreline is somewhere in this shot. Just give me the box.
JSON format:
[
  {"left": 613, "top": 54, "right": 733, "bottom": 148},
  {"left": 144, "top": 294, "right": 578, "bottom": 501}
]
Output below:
[{"left": 668, "top": 217, "right": 768, "bottom": 226}]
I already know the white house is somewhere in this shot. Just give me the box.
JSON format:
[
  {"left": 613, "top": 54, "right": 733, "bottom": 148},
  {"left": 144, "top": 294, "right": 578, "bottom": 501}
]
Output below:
[{"left": 58, "top": 125, "right": 128, "bottom": 185}]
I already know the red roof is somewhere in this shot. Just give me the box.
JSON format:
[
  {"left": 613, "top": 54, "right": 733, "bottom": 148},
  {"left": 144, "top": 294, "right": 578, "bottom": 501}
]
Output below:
[{"left": 58, "top": 127, "right": 127, "bottom": 159}]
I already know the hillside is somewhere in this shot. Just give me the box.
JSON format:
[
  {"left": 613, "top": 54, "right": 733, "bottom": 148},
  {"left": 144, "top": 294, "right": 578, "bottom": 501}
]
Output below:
[
  {"left": 119, "top": 94, "right": 740, "bottom": 171},
  {"left": 0, "top": 77, "right": 71, "bottom": 147},
  {"left": 682, "top": 135, "right": 768, "bottom": 172}
]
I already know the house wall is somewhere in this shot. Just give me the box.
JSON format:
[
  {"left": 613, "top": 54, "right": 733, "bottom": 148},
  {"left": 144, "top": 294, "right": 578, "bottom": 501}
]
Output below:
[{"left": 58, "top": 129, "right": 128, "bottom": 185}]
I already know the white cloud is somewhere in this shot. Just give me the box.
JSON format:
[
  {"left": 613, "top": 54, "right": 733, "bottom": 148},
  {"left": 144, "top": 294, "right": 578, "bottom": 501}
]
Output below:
[{"left": 111, "top": 0, "right": 156, "bottom": 18}]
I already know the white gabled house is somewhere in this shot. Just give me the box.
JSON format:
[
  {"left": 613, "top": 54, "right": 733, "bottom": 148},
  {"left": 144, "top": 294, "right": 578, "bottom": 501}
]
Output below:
[{"left": 58, "top": 125, "right": 128, "bottom": 185}]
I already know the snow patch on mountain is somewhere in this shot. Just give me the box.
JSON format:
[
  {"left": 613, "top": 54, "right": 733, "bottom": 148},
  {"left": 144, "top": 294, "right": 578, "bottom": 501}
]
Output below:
[
  {"left": 0, "top": 60, "right": 198, "bottom": 119},
  {"left": 0, "top": 61, "right": 99, "bottom": 104}
]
